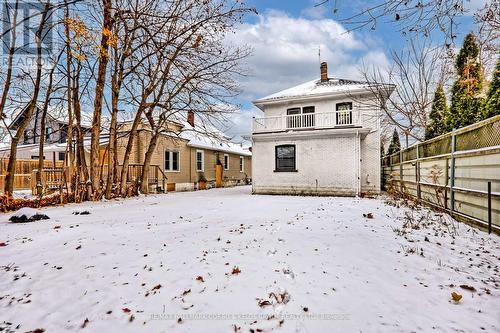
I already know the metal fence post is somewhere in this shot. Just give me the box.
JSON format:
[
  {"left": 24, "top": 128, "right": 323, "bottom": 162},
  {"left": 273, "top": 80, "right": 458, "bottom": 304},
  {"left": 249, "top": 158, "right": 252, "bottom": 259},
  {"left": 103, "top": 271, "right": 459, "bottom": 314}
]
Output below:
[
  {"left": 399, "top": 150, "right": 403, "bottom": 192},
  {"left": 488, "top": 181, "right": 492, "bottom": 234},
  {"left": 450, "top": 129, "right": 456, "bottom": 212},
  {"left": 416, "top": 144, "right": 421, "bottom": 200}
]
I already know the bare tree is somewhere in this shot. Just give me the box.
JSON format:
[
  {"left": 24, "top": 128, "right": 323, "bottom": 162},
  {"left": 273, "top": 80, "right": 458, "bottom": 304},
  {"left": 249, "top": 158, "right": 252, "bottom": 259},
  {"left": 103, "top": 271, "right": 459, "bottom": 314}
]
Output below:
[{"left": 358, "top": 39, "right": 447, "bottom": 146}]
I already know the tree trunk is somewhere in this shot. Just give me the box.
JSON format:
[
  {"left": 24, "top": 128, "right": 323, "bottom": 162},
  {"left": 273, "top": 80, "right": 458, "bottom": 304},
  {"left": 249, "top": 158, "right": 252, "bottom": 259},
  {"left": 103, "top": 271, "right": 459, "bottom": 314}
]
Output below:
[
  {"left": 64, "top": 0, "right": 74, "bottom": 184},
  {"left": 119, "top": 104, "right": 144, "bottom": 196},
  {"left": 0, "top": 0, "right": 18, "bottom": 119},
  {"left": 89, "top": 0, "right": 113, "bottom": 197},
  {"left": 72, "top": 62, "right": 89, "bottom": 193},
  {"left": 4, "top": 2, "right": 49, "bottom": 196},
  {"left": 140, "top": 131, "right": 160, "bottom": 194},
  {"left": 36, "top": 49, "right": 60, "bottom": 196}
]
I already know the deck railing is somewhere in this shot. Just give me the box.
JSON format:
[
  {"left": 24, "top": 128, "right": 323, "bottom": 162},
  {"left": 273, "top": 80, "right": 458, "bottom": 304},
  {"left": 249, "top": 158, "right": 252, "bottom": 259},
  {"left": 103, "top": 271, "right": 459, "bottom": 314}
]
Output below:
[{"left": 252, "top": 110, "right": 361, "bottom": 133}]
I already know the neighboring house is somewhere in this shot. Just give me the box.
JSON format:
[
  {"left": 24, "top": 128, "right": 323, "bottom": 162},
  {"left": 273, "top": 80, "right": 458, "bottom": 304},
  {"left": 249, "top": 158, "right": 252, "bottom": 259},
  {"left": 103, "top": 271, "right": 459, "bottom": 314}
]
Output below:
[
  {"left": 1, "top": 108, "right": 252, "bottom": 192},
  {"left": 0, "top": 106, "right": 91, "bottom": 161},
  {"left": 114, "top": 113, "right": 251, "bottom": 191},
  {"left": 251, "top": 62, "right": 394, "bottom": 196}
]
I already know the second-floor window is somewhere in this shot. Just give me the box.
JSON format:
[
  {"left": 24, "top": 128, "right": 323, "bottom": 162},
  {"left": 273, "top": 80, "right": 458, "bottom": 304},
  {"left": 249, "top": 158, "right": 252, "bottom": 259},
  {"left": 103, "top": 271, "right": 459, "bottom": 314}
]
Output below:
[
  {"left": 46, "top": 127, "right": 52, "bottom": 140},
  {"left": 286, "top": 106, "right": 315, "bottom": 129},
  {"left": 336, "top": 102, "right": 353, "bottom": 125}
]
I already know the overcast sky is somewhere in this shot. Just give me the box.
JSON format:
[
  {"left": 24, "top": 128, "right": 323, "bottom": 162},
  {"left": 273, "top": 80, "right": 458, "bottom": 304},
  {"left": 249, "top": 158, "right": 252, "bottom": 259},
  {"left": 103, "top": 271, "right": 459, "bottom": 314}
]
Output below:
[{"left": 223, "top": 0, "right": 482, "bottom": 141}]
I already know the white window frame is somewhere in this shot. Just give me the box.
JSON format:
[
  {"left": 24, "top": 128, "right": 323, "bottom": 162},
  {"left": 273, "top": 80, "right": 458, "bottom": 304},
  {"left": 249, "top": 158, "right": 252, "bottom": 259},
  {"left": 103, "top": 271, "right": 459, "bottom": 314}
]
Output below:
[
  {"left": 239, "top": 156, "right": 244, "bottom": 172},
  {"left": 223, "top": 154, "right": 229, "bottom": 170},
  {"left": 164, "top": 150, "right": 180, "bottom": 172},
  {"left": 196, "top": 150, "right": 204, "bottom": 172}
]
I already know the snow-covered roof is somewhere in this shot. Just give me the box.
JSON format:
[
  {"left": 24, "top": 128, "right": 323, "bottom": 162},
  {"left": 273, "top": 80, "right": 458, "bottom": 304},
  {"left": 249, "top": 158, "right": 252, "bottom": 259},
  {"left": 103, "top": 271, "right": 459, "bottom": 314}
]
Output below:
[
  {"left": 180, "top": 122, "right": 251, "bottom": 156},
  {"left": 253, "top": 77, "right": 393, "bottom": 107}
]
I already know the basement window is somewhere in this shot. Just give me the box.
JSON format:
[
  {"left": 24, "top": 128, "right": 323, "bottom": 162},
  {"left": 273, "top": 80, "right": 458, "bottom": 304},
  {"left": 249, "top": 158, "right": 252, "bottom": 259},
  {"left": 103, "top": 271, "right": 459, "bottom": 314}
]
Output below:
[{"left": 275, "top": 145, "right": 296, "bottom": 172}]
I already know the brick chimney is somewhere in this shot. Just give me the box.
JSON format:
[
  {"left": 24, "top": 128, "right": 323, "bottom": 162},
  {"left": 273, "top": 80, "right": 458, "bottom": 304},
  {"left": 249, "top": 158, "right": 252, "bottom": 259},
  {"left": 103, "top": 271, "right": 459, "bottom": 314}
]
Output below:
[
  {"left": 187, "top": 111, "right": 195, "bottom": 127},
  {"left": 320, "top": 62, "right": 328, "bottom": 82}
]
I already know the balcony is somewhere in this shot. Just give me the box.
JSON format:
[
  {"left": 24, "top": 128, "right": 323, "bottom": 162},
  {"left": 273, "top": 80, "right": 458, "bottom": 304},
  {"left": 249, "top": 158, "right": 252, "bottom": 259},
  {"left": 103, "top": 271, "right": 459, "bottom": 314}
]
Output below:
[{"left": 252, "top": 110, "right": 361, "bottom": 133}]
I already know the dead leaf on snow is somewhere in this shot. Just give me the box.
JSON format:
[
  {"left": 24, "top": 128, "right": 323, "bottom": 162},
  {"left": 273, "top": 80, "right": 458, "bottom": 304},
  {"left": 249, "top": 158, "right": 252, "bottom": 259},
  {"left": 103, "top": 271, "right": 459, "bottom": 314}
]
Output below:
[
  {"left": 451, "top": 292, "right": 462, "bottom": 302},
  {"left": 460, "top": 285, "right": 476, "bottom": 292},
  {"left": 196, "top": 276, "right": 204, "bottom": 282},
  {"left": 231, "top": 266, "right": 241, "bottom": 275},
  {"left": 0, "top": 242, "right": 7, "bottom": 247},
  {"left": 122, "top": 308, "right": 131, "bottom": 313},
  {"left": 181, "top": 289, "right": 191, "bottom": 296},
  {"left": 81, "top": 318, "right": 89, "bottom": 328},
  {"left": 363, "top": 213, "right": 374, "bottom": 219},
  {"left": 152, "top": 284, "right": 161, "bottom": 290}
]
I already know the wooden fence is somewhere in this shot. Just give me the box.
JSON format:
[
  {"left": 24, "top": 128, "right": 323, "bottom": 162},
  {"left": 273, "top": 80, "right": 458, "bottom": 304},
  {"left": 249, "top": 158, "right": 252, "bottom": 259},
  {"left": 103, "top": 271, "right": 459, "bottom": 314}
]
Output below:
[
  {"left": 0, "top": 158, "right": 64, "bottom": 192},
  {"left": 30, "top": 163, "right": 167, "bottom": 195},
  {"left": 382, "top": 115, "right": 500, "bottom": 233}
]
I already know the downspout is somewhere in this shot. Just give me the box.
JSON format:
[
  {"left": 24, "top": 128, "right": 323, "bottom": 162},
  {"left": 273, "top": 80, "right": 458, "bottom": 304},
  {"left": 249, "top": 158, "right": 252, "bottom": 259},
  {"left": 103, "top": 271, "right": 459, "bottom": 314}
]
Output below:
[{"left": 357, "top": 130, "right": 361, "bottom": 196}]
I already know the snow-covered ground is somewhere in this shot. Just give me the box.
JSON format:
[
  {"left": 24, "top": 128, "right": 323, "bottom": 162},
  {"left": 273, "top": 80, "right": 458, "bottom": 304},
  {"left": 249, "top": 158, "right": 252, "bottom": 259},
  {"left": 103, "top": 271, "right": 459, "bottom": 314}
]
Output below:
[{"left": 1, "top": 186, "right": 499, "bottom": 333}]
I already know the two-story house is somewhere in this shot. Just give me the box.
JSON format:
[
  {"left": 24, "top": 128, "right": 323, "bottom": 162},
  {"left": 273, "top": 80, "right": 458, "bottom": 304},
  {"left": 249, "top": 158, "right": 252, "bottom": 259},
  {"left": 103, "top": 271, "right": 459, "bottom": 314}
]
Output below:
[{"left": 251, "top": 62, "right": 394, "bottom": 196}]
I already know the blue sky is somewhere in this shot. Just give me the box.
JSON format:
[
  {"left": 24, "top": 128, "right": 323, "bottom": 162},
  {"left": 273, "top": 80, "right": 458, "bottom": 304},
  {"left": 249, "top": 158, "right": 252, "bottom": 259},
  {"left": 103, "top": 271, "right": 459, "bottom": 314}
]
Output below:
[{"left": 224, "top": 0, "right": 482, "bottom": 140}]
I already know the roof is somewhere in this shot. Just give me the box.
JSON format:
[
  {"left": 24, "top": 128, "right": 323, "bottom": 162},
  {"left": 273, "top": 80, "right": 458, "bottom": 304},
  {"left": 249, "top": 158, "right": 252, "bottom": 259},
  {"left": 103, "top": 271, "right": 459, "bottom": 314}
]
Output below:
[
  {"left": 253, "top": 77, "right": 394, "bottom": 107},
  {"left": 179, "top": 122, "right": 251, "bottom": 156}
]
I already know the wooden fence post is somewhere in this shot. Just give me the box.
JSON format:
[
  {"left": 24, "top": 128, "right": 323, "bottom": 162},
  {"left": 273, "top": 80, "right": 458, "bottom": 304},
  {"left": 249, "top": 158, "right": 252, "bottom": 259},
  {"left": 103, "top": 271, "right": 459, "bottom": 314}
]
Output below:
[{"left": 450, "top": 129, "right": 456, "bottom": 212}]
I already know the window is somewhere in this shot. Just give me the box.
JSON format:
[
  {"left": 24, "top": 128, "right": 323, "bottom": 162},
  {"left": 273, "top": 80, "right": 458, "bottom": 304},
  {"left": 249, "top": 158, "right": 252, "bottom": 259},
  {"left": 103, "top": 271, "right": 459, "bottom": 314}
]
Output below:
[
  {"left": 336, "top": 102, "right": 353, "bottom": 125},
  {"left": 196, "top": 150, "right": 204, "bottom": 171},
  {"left": 223, "top": 154, "right": 229, "bottom": 170},
  {"left": 164, "top": 150, "right": 180, "bottom": 171},
  {"left": 58, "top": 152, "right": 65, "bottom": 161},
  {"left": 46, "top": 127, "right": 52, "bottom": 140},
  {"left": 24, "top": 130, "right": 31, "bottom": 143},
  {"left": 286, "top": 107, "right": 315, "bottom": 128},
  {"left": 239, "top": 156, "right": 244, "bottom": 172},
  {"left": 275, "top": 145, "right": 296, "bottom": 172}
]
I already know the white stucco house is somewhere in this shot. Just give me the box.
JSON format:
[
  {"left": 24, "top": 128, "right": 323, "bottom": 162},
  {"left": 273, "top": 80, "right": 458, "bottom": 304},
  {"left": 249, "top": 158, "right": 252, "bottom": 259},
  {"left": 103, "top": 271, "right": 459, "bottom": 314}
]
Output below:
[{"left": 251, "top": 62, "right": 394, "bottom": 196}]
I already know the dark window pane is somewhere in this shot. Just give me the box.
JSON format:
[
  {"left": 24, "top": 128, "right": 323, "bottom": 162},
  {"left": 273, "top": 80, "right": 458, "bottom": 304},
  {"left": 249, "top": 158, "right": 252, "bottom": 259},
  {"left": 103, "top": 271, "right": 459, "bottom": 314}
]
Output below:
[
  {"left": 275, "top": 145, "right": 295, "bottom": 171},
  {"left": 286, "top": 108, "right": 300, "bottom": 115},
  {"left": 172, "top": 152, "right": 179, "bottom": 171},
  {"left": 165, "top": 151, "right": 170, "bottom": 170},
  {"left": 336, "top": 102, "right": 352, "bottom": 111},
  {"left": 302, "top": 106, "right": 315, "bottom": 113}
]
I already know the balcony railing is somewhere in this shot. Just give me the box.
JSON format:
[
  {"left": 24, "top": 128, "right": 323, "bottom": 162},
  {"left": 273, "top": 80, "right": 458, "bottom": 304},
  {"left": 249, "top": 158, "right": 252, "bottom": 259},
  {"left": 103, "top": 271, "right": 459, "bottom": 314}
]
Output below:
[{"left": 252, "top": 110, "right": 361, "bottom": 133}]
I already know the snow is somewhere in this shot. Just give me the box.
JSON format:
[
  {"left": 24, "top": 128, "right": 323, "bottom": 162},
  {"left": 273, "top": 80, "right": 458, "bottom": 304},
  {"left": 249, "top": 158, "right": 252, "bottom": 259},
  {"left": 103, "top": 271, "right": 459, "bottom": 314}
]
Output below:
[
  {"left": 10, "top": 207, "right": 41, "bottom": 219},
  {"left": 0, "top": 186, "right": 499, "bottom": 332}
]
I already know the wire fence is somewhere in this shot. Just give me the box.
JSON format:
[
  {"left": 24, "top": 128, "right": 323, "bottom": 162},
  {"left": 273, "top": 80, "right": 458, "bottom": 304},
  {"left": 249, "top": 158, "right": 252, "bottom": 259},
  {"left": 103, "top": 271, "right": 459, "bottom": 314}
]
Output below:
[{"left": 382, "top": 115, "right": 500, "bottom": 234}]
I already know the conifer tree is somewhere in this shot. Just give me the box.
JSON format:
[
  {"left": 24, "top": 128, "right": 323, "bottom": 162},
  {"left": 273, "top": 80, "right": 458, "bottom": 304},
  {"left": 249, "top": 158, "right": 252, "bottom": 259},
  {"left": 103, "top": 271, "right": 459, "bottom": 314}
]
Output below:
[
  {"left": 447, "top": 33, "right": 484, "bottom": 130},
  {"left": 483, "top": 57, "right": 500, "bottom": 119},
  {"left": 387, "top": 129, "right": 401, "bottom": 155},
  {"left": 425, "top": 85, "right": 448, "bottom": 140}
]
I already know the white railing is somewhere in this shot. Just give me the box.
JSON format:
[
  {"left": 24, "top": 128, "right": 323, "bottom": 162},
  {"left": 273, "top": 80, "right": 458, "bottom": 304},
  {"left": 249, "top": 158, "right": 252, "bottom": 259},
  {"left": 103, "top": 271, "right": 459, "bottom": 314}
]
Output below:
[{"left": 253, "top": 110, "right": 361, "bottom": 133}]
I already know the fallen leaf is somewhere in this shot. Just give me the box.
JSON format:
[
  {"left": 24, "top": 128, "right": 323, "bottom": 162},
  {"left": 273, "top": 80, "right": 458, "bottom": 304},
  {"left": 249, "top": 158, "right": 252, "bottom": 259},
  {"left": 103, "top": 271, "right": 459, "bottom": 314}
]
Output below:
[
  {"left": 303, "top": 307, "right": 309, "bottom": 312},
  {"left": 257, "top": 299, "right": 271, "bottom": 307},
  {"left": 152, "top": 284, "right": 161, "bottom": 290},
  {"left": 181, "top": 289, "right": 191, "bottom": 296},
  {"left": 76, "top": 245, "right": 82, "bottom": 250},
  {"left": 0, "top": 242, "right": 7, "bottom": 247},
  {"left": 196, "top": 276, "right": 205, "bottom": 282},
  {"left": 231, "top": 266, "right": 241, "bottom": 275},
  {"left": 363, "top": 213, "right": 374, "bottom": 219},
  {"left": 177, "top": 317, "right": 183, "bottom": 324},
  {"left": 451, "top": 291, "right": 462, "bottom": 302},
  {"left": 122, "top": 308, "right": 131, "bottom": 313},
  {"left": 460, "top": 285, "right": 476, "bottom": 292},
  {"left": 129, "top": 314, "right": 135, "bottom": 322},
  {"left": 81, "top": 318, "right": 89, "bottom": 328},
  {"left": 53, "top": 225, "right": 61, "bottom": 229}
]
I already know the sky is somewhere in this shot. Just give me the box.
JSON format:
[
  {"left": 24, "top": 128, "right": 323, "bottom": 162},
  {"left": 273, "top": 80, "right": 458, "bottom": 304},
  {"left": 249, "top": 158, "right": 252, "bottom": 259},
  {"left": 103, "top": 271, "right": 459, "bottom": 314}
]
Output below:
[{"left": 224, "top": 0, "right": 484, "bottom": 141}]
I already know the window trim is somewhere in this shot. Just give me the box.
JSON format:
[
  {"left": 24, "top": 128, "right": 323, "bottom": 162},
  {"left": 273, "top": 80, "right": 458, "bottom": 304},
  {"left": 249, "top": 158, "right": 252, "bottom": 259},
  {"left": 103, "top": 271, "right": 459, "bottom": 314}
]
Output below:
[
  {"left": 196, "top": 149, "right": 204, "bottom": 172},
  {"left": 335, "top": 102, "right": 353, "bottom": 125},
  {"left": 274, "top": 144, "right": 297, "bottom": 172},
  {"left": 239, "top": 156, "right": 244, "bottom": 173},
  {"left": 164, "top": 150, "right": 181, "bottom": 172},
  {"left": 223, "top": 153, "right": 229, "bottom": 170}
]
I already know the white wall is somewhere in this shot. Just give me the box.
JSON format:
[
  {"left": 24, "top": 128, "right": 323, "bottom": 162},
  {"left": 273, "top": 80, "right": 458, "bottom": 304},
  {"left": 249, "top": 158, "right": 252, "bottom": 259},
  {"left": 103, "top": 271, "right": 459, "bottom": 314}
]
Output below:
[{"left": 252, "top": 94, "right": 381, "bottom": 196}]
